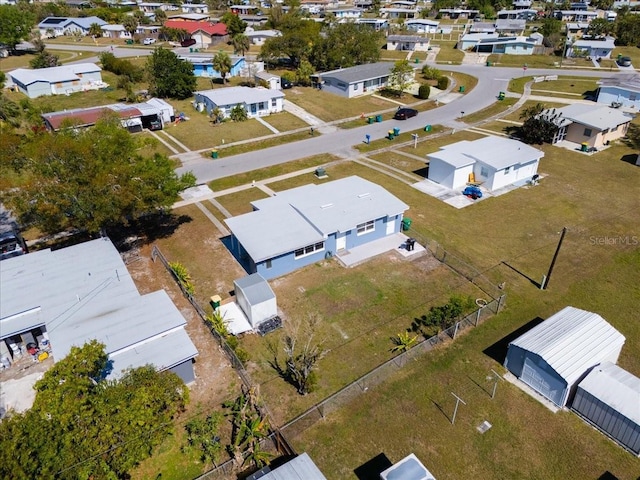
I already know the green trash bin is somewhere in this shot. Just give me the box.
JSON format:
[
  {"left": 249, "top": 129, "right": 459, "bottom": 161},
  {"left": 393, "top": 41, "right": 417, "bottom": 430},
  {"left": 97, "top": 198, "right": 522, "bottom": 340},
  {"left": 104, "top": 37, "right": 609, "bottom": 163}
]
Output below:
[
  {"left": 581, "top": 143, "right": 589, "bottom": 152},
  {"left": 617, "top": 53, "right": 623, "bottom": 61},
  {"left": 393, "top": 127, "right": 400, "bottom": 137},
  {"left": 402, "top": 218, "right": 412, "bottom": 231},
  {"left": 486, "top": 61, "right": 492, "bottom": 67},
  {"left": 211, "top": 150, "right": 218, "bottom": 159},
  {"left": 459, "top": 86, "right": 465, "bottom": 93},
  {"left": 189, "top": 47, "right": 193, "bottom": 53},
  {"left": 367, "top": 116, "right": 374, "bottom": 124},
  {"left": 375, "top": 114, "right": 383, "bottom": 122},
  {"left": 424, "top": 124, "right": 432, "bottom": 132},
  {"left": 210, "top": 295, "right": 221, "bottom": 309},
  {"left": 126, "top": 39, "right": 133, "bottom": 45},
  {"left": 388, "top": 130, "right": 394, "bottom": 140},
  {"left": 498, "top": 91, "right": 505, "bottom": 100},
  {"left": 415, "top": 58, "right": 420, "bottom": 64}
]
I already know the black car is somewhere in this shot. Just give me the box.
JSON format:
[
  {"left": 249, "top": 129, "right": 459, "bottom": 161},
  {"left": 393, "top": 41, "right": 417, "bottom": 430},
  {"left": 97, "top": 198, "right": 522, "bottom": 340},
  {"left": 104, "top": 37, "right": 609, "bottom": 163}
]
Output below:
[
  {"left": 393, "top": 108, "right": 418, "bottom": 120},
  {"left": 181, "top": 38, "right": 196, "bottom": 47},
  {"left": 281, "top": 78, "right": 293, "bottom": 89}
]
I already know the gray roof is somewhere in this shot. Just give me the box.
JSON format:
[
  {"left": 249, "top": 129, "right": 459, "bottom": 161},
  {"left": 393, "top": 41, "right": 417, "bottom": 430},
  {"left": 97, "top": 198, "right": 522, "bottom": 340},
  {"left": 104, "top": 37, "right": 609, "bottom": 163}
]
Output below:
[
  {"left": 573, "top": 36, "right": 615, "bottom": 49},
  {"left": 509, "top": 306, "right": 625, "bottom": 386},
  {"left": 577, "top": 361, "right": 640, "bottom": 425},
  {"left": 252, "top": 453, "right": 327, "bottom": 480},
  {"left": 429, "top": 136, "right": 543, "bottom": 170},
  {"left": 255, "top": 70, "right": 280, "bottom": 81},
  {"left": 495, "top": 19, "right": 526, "bottom": 30},
  {"left": 234, "top": 273, "right": 275, "bottom": 305},
  {"left": 461, "top": 33, "right": 499, "bottom": 42},
  {"left": 388, "top": 35, "right": 427, "bottom": 43},
  {"left": 552, "top": 103, "right": 633, "bottom": 131},
  {"left": 477, "top": 35, "right": 534, "bottom": 46},
  {"left": 380, "top": 453, "right": 436, "bottom": 480},
  {"left": 0, "top": 238, "right": 198, "bottom": 378},
  {"left": 9, "top": 63, "right": 101, "bottom": 86},
  {"left": 38, "top": 16, "right": 107, "bottom": 29},
  {"left": 598, "top": 73, "right": 640, "bottom": 93},
  {"left": 319, "top": 62, "right": 394, "bottom": 85},
  {"left": 405, "top": 19, "right": 439, "bottom": 25},
  {"left": 195, "top": 86, "right": 284, "bottom": 106},
  {"left": 225, "top": 176, "right": 409, "bottom": 262}
]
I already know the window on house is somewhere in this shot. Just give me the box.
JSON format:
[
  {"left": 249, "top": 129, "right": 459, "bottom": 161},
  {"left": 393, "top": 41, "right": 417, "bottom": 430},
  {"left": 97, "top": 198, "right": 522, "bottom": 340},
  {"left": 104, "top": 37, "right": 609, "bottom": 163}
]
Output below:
[
  {"left": 583, "top": 128, "right": 592, "bottom": 136},
  {"left": 480, "top": 166, "right": 489, "bottom": 177},
  {"left": 271, "top": 98, "right": 277, "bottom": 107},
  {"left": 266, "top": 259, "right": 272, "bottom": 269},
  {"left": 294, "top": 241, "right": 325, "bottom": 259},
  {"left": 504, "top": 166, "right": 511, "bottom": 174},
  {"left": 357, "top": 220, "right": 375, "bottom": 235}
]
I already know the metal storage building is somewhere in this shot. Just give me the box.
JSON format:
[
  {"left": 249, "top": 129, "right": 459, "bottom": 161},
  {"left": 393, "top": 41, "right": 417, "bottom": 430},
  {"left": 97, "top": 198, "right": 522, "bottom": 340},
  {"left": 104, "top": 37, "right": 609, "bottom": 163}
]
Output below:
[
  {"left": 233, "top": 273, "right": 277, "bottom": 328},
  {"left": 504, "top": 306, "right": 625, "bottom": 407},
  {"left": 572, "top": 362, "right": 640, "bottom": 456},
  {"left": 245, "top": 452, "right": 326, "bottom": 480}
]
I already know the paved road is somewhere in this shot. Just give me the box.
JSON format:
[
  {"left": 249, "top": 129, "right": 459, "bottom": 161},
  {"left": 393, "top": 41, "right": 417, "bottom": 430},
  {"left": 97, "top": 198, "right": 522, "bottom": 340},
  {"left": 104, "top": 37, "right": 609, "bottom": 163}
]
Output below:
[{"left": 176, "top": 65, "right": 621, "bottom": 183}]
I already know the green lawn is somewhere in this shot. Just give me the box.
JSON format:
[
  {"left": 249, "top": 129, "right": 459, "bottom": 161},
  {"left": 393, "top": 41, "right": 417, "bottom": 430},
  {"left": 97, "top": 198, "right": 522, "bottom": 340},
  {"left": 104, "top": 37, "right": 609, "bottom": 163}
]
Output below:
[
  {"left": 214, "top": 187, "right": 271, "bottom": 216},
  {"left": 261, "top": 111, "right": 310, "bottom": 132},
  {"left": 509, "top": 76, "right": 599, "bottom": 97},
  {"left": 0, "top": 51, "right": 77, "bottom": 70},
  {"left": 611, "top": 45, "right": 640, "bottom": 68},
  {"left": 354, "top": 125, "right": 444, "bottom": 153},
  {"left": 135, "top": 131, "right": 176, "bottom": 158},
  {"left": 433, "top": 40, "right": 465, "bottom": 65},
  {"left": 461, "top": 97, "right": 518, "bottom": 124}
]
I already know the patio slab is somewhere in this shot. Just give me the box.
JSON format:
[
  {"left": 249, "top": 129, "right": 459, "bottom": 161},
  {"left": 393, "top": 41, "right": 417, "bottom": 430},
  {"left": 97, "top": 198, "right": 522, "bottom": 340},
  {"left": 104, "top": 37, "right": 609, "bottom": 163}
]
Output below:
[{"left": 336, "top": 232, "right": 426, "bottom": 268}]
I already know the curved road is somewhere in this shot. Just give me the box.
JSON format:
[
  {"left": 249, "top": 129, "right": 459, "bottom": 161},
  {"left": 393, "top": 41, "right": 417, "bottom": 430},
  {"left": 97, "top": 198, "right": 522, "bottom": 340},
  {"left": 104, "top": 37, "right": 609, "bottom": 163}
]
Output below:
[{"left": 176, "top": 65, "right": 620, "bottom": 183}]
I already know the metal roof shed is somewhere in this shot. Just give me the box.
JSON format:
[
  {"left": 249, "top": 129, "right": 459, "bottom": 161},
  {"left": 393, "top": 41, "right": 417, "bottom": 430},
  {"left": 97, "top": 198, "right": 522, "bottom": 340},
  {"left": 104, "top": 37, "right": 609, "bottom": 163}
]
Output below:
[
  {"left": 233, "top": 273, "right": 276, "bottom": 328},
  {"left": 246, "top": 452, "right": 327, "bottom": 480},
  {"left": 572, "top": 362, "right": 640, "bottom": 456},
  {"left": 505, "top": 306, "right": 625, "bottom": 407},
  {"left": 380, "top": 453, "right": 436, "bottom": 480}
]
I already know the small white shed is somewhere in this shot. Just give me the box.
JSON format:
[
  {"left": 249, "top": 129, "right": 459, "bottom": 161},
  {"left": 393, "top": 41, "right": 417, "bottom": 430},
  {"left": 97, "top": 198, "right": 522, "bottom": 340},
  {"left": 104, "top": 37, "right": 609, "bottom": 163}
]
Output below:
[
  {"left": 233, "top": 273, "right": 277, "bottom": 328},
  {"left": 505, "top": 306, "right": 625, "bottom": 407},
  {"left": 255, "top": 70, "right": 281, "bottom": 90},
  {"left": 380, "top": 453, "right": 436, "bottom": 480}
]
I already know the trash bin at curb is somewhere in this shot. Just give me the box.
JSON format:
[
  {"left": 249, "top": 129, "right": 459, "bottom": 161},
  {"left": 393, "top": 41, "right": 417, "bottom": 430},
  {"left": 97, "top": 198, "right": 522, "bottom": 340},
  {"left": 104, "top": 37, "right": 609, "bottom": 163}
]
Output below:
[
  {"left": 388, "top": 130, "right": 395, "bottom": 140},
  {"left": 367, "top": 116, "right": 373, "bottom": 124},
  {"left": 424, "top": 124, "right": 432, "bottom": 132},
  {"left": 375, "top": 114, "right": 383, "bottom": 122},
  {"left": 211, "top": 150, "right": 218, "bottom": 159},
  {"left": 459, "top": 86, "right": 465, "bottom": 93},
  {"left": 498, "top": 91, "right": 505, "bottom": 100},
  {"left": 486, "top": 61, "right": 491, "bottom": 67},
  {"left": 393, "top": 127, "right": 400, "bottom": 137}
]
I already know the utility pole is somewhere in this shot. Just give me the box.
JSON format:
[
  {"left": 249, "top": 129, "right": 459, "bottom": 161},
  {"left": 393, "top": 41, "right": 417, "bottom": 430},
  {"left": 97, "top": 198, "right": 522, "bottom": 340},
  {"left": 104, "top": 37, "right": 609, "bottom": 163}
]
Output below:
[
  {"left": 543, "top": 227, "right": 567, "bottom": 290},
  {"left": 451, "top": 392, "right": 466, "bottom": 425}
]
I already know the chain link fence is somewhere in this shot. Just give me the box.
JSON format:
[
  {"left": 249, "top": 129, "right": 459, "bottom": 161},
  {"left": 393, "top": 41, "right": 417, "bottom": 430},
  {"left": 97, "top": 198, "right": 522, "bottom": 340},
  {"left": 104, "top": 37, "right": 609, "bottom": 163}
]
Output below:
[{"left": 280, "top": 294, "right": 504, "bottom": 441}]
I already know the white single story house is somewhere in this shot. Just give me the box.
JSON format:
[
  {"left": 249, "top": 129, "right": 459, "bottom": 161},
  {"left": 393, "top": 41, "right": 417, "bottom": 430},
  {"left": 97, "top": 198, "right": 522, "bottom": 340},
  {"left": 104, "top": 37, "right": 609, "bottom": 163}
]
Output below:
[
  {"left": 386, "top": 35, "right": 430, "bottom": 52},
  {"left": 497, "top": 8, "right": 538, "bottom": 20},
  {"left": 255, "top": 70, "right": 281, "bottom": 90},
  {"left": 354, "top": 18, "right": 388, "bottom": 31},
  {"left": 469, "top": 22, "right": 496, "bottom": 34},
  {"left": 233, "top": 273, "right": 277, "bottom": 329},
  {"left": 245, "top": 27, "right": 281, "bottom": 45},
  {"left": 100, "top": 24, "right": 131, "bottom": 39},
  {"left": 460, "top": 34, "right": 539, "bottom": 54},
  {"left": 182, "top": 2, "right": 208, "bottom": 13},
  {"left": 327, "top": 7, "right": 363, "bottom": 18},
  {"left": 194, "top": 86, "right": 285, "bottom": 118},
  {"left": 313, "top": 62, "right": 394, "bottom": 98},
  {"left": 504, "top": 306, "right": 625, "bottom": 407},
  {"left": 567, "top": 36, "right": 615, "bottom": 59},
  {"left": 543, "top": 104, "right": 633, "bottom": 148},
  {"left": 572, "top": 362, "right": 640, "bottom": 456},
  {"left": 0, "top": 238, "right": 199, "bottom": 386},
  {"left": 566, "top": 22, "right": 590, "bottom": 36},
  {"left": 224, "top": 176, "right": 409, "bottom": 280},
  {"left": 38, "top": 16, "right": 107, "bottom": 38},
  {"left": 404, "top": 18, "right": 439, "bottom": 34},
  {"left": 7, "top": 63, "right": 104, "bottom": 98},
  {"left": 380, "top": 7, "right": 418, "bottom": 19},
  {"left": 427, "top": 136, "right": 543, "bottom": 192},
  {"left": 555, "top": 9, "right": 598, "bottom": 22},
  {"left": 495, "top": 18, "right": 526, "bottom": 34},
  {"left": 438, "top": 8, "right": 480, "bottom": 19},
  {"left": 597, "top": 74, "right": 640, "bottom": 109}
]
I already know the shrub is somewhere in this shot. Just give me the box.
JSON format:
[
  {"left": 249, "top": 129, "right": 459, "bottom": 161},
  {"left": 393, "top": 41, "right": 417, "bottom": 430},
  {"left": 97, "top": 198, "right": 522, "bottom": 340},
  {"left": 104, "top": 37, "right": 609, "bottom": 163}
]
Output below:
[
  {"left": 99, "top": 52, "right": 144, "bottom": 83},
  {"left": 418, "top": 84, "right": 430, "bottom": 99},
  {"left": 437, "top": 76, "right": 449, "bottom": 90},
  {"left": 169, "top": 261, "right": 195, "bottom": 295},
  {"left": 421, "top": 66, "right": 441, "bottom": 80}
]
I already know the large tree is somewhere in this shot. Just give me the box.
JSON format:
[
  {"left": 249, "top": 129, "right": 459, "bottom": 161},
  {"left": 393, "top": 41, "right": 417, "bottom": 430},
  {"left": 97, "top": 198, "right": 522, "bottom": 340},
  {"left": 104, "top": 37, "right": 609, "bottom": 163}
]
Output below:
[
  {"left": 221, "top": 11, "right": 247, "bottom": 37},
  {"left": 0, "top": 341, "right": 189, "bottom": 480},
  {"left": 1, "top": 115, "right": 196, "bottom": 234},
  {"left": 389, "top": 59, "right": 414, "bottom": 95},
  {"left": 260, "top": 16, "right": 322, "bottom": 67},
  {"left": 212, "top": 51, "right": 232, "bottom": 82},
  {"left": 517, "top": 103, "right": 559, "bottom": 145},
  {"left": 615, "top": 13, "right": 640, "bottom": 46},
  {"left": 146, "top": 47, "right": 197, "bottom": 99},
  {"left": 310, "top": 22, "right": 382, "bottom": 70},
  {"left": 0, "top": 5, "right": 35, "bottom": 51}
]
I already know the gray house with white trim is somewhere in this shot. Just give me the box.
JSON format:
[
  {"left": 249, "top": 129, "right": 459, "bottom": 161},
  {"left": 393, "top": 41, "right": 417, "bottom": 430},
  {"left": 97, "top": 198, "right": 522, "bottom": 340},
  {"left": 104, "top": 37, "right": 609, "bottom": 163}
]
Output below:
[
  {"left": 0, "top": 238, "right": 198, "bottom": 385},
  {"left": 38, "top": 16, "right": 107, "bottom": 37},
  {"left": 505, "top": 307, "right": 625, "bottom": 407},
  {"left": 314, "top": 62, "right": 395, "bottom": 98},
  {"left": 7, "top": 63, "right": 103, "bottom": 98},
  {"left": 224, "top": 176, "right": 409, "bottom": 280},
  {"left": 194, "top": 86, "right": 284, "bottom": 118}
]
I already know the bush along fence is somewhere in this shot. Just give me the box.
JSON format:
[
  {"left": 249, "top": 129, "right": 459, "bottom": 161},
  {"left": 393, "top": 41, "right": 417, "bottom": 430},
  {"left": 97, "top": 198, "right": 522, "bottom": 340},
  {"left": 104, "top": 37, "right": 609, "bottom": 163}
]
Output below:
[
  {"left": 150, "top": 245, "right": 296, "bottom": 475},
  {"left": 279, "top": 293, "right": 505, "bottom": 441}
]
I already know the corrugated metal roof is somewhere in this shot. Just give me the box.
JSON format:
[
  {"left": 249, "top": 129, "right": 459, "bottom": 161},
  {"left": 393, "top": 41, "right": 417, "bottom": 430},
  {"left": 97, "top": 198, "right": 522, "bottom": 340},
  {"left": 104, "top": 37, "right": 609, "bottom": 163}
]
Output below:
[
  {"left": 510, "top": 307, "right": 626, "bottom": 386},
  {"left": 9, "top": 63, "right": 101, "bottom": 86},
  {"left": 256, "top": 453, "right": 327, "bottom": 480},
  {"left": 225, "top": 176, "right": 408, "bottom": 262},
  {"left": 577, "top": 361, "right": 640, "bottom": 425},
  {"left": 319, "top": 62, "right": 394, "bottom": 85},
  {"left": 234, "top": 273, "right": 275, "bottom": 305}
]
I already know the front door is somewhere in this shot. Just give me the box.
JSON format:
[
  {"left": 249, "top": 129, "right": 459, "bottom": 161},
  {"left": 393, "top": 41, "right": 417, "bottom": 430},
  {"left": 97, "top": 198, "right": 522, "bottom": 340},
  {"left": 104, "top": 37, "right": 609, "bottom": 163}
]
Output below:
[
  {"left": 336, "top": 233, "right": 346, "bottom": 251},
  {"left": 386, "top": 218, "right": 395, "bottom": 235}
]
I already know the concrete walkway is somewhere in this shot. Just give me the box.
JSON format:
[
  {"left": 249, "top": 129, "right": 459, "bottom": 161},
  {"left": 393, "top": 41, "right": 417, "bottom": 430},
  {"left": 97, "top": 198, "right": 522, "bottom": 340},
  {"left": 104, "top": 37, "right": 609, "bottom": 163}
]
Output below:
[
  {"left": 255, "top": 116, "right": 279, "bottom": 134},
  {"left": 147, "top": 130, "right": 181, "bottom": 155}
]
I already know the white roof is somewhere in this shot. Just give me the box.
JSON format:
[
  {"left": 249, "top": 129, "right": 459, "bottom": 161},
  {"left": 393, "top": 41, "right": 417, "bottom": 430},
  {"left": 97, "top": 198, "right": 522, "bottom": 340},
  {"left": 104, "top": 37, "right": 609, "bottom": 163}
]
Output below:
[
  {"left": 405, "top": 18, "right": 439, "bottom": 25},
  {"left": 553, "top": 103, "right": 633, "bottom": 131},
  {"left": 510, "top": 306, "right": 626, "bottom": 386},
  {"left": 461, "top": 32, "right": 500, "bottom": 42},
  {"left": 101, "top": 24, "right": 126, "bottom": 31},
  {"left": 429, "top": 136, "right": 543, "bottom": 170},
  {"left": 257, "top": 453, "right": 327, "bottom": 480},
  {"left": 225, "top": 176, "right": 409, "bottom": 262},
  {"left": 234, "top": 273, "right": 275, "bottom": 305},
  {"left": 573, "top": 36, "right": 615, "bottom": 49},
  {"left": 195, "top": 86, "right": 284, "bottom": 106},
  {"left": 380, "top": 454, "right": 436, "bottom": 480},
  {"left": 9, "top": 63, "right": 101, "bottom": 86},
  {"left": 577, "top": 362, "right": 640, "bottom": 425}
]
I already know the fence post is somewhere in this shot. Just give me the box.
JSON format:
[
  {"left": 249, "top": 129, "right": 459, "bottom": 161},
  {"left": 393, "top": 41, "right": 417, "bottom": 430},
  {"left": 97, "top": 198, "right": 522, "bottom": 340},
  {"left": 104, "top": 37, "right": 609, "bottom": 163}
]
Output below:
[
  {"left": 453, "top": 321, "right": 459, "bottom": 339},
  {"left": 497, "top": 294, "right": 505, "bottom": 312}
]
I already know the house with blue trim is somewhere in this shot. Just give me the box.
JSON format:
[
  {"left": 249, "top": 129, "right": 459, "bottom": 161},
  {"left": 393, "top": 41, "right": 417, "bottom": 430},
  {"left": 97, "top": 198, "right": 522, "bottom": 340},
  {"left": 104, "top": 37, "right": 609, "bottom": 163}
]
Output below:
[
  {"left": 224, "top": 176, "right": 409, "bottom": 280},
  {"left": 194, "top": 86, "right": 285, "bottom": 118},
  {"left": 567, "top": 36, "right": 615, "bottom": 59},
  {"left": 597, "top": 73, "right": 640, "bottom": 109},
  {"left": 404, "top": 18, "right": 439, "bottom": 34},
  {"left": 38, "top": 16, "right": 107, "bottom": 38},
  {"left": 459, "top": 33, "right": 539, "bottom": 54},
  {"left": 180, "top": 54, "right": 245, "bottom": 78}
]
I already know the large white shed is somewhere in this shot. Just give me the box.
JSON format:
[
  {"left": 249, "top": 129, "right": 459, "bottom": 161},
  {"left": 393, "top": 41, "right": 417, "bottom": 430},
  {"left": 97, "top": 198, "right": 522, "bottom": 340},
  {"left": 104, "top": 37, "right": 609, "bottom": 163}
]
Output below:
[
  {"left": 504, "top": 306, "right": 625, "bottom": 407},
  {"left": 572, "top": 362, "right": 640, "bottom": 456},
  {"left": 233, "top": 273, "right": 277, "bottom": 328}
]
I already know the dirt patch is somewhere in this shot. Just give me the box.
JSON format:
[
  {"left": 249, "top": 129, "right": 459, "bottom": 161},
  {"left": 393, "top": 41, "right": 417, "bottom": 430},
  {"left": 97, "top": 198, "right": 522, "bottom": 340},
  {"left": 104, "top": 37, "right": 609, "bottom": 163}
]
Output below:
[{"left": 410, "top": 252, "right": 441, "bottom": 273}]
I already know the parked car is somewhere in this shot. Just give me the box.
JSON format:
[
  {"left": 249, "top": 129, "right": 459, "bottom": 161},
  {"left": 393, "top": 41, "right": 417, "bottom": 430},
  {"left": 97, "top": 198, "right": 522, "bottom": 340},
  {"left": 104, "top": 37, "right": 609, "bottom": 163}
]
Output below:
[
  {"left": 463, "top": 185, "right": 483, "bottom": 199},
  {"left": 181, "top": 38, "right": 196, "bottom": 47},
  {"left": 393, "top": 108, "right": 418, "bottom": 120},
  {"left": 143, "top": 38, "right": 156, "bottom": 45},
  {"left": 617, "top": 56, "right": 632, "bottom": 67},
  {"left": 281, "top": 78, "right": 293, "bottom": 89}
]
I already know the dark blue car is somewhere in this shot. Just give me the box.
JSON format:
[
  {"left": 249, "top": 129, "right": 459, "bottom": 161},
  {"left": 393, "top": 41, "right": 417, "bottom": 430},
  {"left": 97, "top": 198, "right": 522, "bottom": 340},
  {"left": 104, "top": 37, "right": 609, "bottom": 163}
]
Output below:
[{"left": 463, "top": 185, "right": 483, "bottom": 199}]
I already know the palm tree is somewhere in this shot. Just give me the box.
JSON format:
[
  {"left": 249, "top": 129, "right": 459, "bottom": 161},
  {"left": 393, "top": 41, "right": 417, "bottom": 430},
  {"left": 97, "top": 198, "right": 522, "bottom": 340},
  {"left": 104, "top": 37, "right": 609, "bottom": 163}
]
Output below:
[
  {"left": 123, "top": 16, "right": 138, "bottom": 40},
  {"left": 212, "top": 51, "right": 232, "bottom": 83},
  {"left": 89, "top": 23, "right": 102, "bottom": 38},
  {"left": 154, "top": 8, "right": 167, "bottom": 26},
  {"left": 231, "top": 33, "right": 250, "bottom": 56}
]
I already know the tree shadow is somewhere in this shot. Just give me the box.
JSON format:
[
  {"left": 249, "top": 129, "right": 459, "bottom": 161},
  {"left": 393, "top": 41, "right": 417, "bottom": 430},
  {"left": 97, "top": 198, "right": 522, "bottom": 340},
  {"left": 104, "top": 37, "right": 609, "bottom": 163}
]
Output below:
[
  {"left": 354, "top": 452, "right": 393, "bottom": 480},
  {"left": 501, "top": 261, "right": 542, "bottom": 288},
  {"left": 108, "top": 212, "right": 193, "bottom": 249},
  {"left": 483, "top": 317, "right": 544, "bottom": 364}
]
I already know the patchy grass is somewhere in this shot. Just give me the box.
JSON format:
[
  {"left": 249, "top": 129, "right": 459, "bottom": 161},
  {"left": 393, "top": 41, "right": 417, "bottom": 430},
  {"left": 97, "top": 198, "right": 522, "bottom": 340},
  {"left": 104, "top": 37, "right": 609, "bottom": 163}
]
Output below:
[
  {"left": 214, "top": 187, "right": 271, "bottom": 217},
  {"left": 354, "top": 125, "right": 445, "bottom": 153},
  {"left": 433, "top": 40, "right": 465, "bottom": 65},
  {"left": 339, "top": 101, "right": 438, "bottom": 129},
  {"left": 462, "top": 97, "right": 518, "bottom": 124},
  {"left": 367, "top": 151, "right": 427, "bottom": 177},
  {"left": 398, "top": 129, "right": 486, "bottom": 158},
  {"left": 135, "top": 131, "right": 176, "bottom": 158},
  {"left": 261, "top": 111, "right": 310, "bottom": 132},
  {"left": 215, "top": 131, "right": 316, "bottom": 157},
  {"left": 447, "top": 71, "right": 478, "bottom": 94},
  {"left": 285, "top": 87, "right": 401, "bottom": 122},
  {"left": 509, "top": 75, "right": 599, "bottom": 97},
  {"left": 208, "top": 154, "right": 341, "bottom": 192},
  {"left": 0, "top": 51, "right": 77, "bottom": 70},
  {"left": 379, "top": 50, "right": 412, "bottom": 61},
  {"left": 612, "top": 45, "right": 640, "bottom": 68},
  {"left": 488, "top": 53, "right": 562, "bottom": 69}
]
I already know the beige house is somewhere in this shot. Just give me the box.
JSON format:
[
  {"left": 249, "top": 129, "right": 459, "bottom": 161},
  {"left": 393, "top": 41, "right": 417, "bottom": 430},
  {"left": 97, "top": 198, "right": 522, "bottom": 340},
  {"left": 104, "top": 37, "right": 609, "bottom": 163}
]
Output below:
[{"left": 546, "top": 104, "right": 633, "bottom": 149}]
